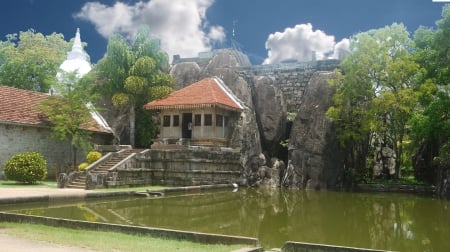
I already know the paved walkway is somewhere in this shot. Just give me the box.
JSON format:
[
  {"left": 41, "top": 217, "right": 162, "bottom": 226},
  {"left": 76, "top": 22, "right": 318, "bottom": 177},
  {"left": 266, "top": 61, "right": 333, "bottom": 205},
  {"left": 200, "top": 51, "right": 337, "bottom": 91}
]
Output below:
[{"left": 0, "top": 187, "right": 89, "bottom": 200}]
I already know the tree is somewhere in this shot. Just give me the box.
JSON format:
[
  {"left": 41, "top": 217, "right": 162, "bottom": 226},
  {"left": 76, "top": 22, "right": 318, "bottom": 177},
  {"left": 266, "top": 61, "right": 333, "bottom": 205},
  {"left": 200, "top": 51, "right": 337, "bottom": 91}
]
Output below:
[
  {"left": 95, "top": 27, "right": 174, "bottom": 147},
  {"left": 37, "top": 72, "right": 95, "bottom": 169},
  {"left": 328, "top": 23, "right": 421, "bottom": 179},
  {"left": 411, "top": 5, "right": 450, "bottom": 182},
  {"left": 0, "top": 29, "right": 69, "bottom": 92}
]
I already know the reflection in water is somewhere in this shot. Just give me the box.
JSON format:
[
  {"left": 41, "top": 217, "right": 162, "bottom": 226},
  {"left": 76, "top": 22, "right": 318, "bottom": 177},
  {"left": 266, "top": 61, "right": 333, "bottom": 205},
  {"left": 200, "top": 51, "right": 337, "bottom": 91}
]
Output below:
[{"left": 5, "top": 189, "right": 449, "bottom": 251}]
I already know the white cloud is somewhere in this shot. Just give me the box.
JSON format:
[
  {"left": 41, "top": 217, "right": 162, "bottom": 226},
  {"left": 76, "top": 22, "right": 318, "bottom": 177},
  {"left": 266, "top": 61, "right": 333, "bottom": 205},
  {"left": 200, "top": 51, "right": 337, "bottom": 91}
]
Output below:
[
  {"left": 332, "top": 38, "right": 350, "bottom": 60},
  {"left": 263, "top": 23, "right": 349, "bottom": 64},
  {"left": 76, "top": 0, "right": 225, "bottom": 60}
]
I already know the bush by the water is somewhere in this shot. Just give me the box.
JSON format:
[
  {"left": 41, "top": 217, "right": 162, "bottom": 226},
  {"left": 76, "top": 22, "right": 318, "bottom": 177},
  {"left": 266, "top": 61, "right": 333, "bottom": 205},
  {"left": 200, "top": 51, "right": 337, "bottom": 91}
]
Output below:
[
  {"left": 4, "top": 152, "right": 47, "bottom": 183},
  {"left": 78, "top": 162, "right": 89, "bottom": 171},
  {"left": 86, "top": 151, "right": 102, "bottom": 164}
]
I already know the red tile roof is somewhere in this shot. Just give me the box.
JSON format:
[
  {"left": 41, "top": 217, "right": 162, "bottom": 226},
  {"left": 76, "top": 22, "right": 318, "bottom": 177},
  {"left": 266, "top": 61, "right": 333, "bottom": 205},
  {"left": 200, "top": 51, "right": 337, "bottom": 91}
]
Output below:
[
  {"left": 0, "top": 85, "right": 110, "bottom": 133},
  {"left": 144, "top": 77, "right": 243, "bottom": 112}
]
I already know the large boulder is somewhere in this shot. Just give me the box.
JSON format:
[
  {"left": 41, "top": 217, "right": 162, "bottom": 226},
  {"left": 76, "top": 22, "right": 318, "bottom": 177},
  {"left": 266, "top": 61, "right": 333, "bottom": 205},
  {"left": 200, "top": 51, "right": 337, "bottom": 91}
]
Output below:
[
  {"left": 169, "top": 62, "right": 202, "bottom": 90},
  {"left": 286, "top": 72, "right": 343, "bottom": 190},
  {"left": 252, "top": 76, "right": 287, "bottom": 157},
  {"left": 203, "top": 49, "right": 251, "bottom": 74},
  {"left": 168, "top": 49, "right": 262, "bottom": 182}
]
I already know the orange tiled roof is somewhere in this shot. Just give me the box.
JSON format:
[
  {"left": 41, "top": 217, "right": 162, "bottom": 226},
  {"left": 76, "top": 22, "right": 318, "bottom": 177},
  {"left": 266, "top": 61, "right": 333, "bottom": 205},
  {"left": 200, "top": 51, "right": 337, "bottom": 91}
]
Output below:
[
  {"left": 0, "top": 85, "right": 110, "bottom": 133},
  {"left": 144, "top": 77, "right": 243, "bottom": 112}
]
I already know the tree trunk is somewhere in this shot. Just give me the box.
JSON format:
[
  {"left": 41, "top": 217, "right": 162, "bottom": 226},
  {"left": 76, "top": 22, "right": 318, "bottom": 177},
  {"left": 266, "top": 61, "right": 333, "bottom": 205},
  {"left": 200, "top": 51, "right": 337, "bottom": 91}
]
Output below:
[
  {"left": 130, "top": 104, "right": 135, "bottom": 147},
  {"left": 72, "top": 145, "right": 77, "bottom": 171},
  {"left": 395, "top": 130, "right": 404, "bottom": 179}
]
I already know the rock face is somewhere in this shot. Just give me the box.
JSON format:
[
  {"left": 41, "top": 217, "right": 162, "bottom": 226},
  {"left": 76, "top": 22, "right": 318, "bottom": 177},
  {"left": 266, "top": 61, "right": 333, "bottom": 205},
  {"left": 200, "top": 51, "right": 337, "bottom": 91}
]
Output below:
[
  {"left": 170, "top": 49, "right": 263, "bottom": 183},
  {"left": 252, "top": 76, "right": 287, "bottom": 157},
  {"left": 286, "top": 72, "right": 343, "bottom": 190},
  {"left": 170, "top": 49, "right": 343, "bottom": 189},
  {"left": 169, "top": 62, "right": 202, "bottom": 90}
]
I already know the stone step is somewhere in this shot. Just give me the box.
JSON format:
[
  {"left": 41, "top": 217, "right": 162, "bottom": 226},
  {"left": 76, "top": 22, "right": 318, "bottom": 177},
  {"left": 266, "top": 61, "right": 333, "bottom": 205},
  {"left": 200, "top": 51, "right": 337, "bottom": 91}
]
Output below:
[
  {"left": 67, "top": 185, "right": 85, "bottom": 189},
  {"left": 70, "top": 181, "right": 86, "bottom": 186},
  {"left": 91, "top": 170, "right": 108, "bottom": 174}
]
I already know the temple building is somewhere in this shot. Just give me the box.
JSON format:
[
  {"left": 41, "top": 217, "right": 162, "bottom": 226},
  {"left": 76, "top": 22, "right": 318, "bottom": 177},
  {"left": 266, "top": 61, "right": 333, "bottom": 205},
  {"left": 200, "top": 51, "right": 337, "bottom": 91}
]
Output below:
[{"left": 144, "top": 77, "right": 243, "bottom": 148}]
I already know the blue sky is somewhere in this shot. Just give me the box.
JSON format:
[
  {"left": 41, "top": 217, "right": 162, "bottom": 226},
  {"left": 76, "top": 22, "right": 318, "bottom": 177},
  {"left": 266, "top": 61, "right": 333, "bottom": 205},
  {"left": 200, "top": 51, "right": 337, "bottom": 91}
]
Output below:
[{"left": 0, "top": 0, "right": 447, "bottom": 64}]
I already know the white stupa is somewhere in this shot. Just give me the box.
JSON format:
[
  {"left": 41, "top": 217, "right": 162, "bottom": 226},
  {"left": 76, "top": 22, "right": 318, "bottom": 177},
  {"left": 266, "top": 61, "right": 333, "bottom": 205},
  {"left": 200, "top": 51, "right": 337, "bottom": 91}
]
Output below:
[
  {"left": 57, "top": 28, "right": 92, "bottom": 83},
  {"left": 51, "top": 28, "right": 112, "bottom": 133}
]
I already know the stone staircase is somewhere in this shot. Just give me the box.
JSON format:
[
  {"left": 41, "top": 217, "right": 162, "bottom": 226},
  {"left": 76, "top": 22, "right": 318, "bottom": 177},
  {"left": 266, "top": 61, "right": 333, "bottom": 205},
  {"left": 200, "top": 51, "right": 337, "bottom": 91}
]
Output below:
[
  {"left": 67, "top": 173, "right": 87, "bottom": 189},
  {"left": 67, "top": 149, "right": 142, "bottom": 189}
]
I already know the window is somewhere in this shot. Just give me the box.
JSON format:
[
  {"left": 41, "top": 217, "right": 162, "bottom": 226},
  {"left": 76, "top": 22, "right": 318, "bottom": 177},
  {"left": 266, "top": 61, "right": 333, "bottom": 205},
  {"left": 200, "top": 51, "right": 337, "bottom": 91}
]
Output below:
[
  {"left": 194, "top": 114, "right": 202, "bottom": 126},
  {"left": 204, "top": 114, "right": 212, "bottom": 126},
  {"left": 173, "top": 115, "right": 180, "bottom": 127},
  {"left": 216, "top": 114, "right": 223, "bottom": 127},
  {"left": 163, "top": 115, "right": 171, "bottom": 127}
]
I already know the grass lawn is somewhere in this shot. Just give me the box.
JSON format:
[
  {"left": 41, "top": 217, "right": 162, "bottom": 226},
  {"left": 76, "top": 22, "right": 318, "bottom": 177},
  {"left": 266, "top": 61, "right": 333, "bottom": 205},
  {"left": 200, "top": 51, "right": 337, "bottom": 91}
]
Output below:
[
  {"left": 0, "top": 181, "right": 249, "bottom": 251},
  {"left": 0, "top": 222, "right": 246, "bottom": 252},
  {"left": 0, "top": 180, "right": 57, "bottom": 188}
]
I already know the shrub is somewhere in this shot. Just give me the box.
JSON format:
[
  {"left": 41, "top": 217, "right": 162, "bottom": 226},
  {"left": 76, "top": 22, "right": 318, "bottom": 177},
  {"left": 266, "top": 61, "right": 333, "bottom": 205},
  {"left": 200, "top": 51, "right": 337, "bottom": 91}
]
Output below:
[
  {"left": 86, "top": 151, "right": 102, "bottom": 164},
  {"left": 78, "top": 162, "right": 89, "bottom": 171},
  {"left": 4, "top": 152, "right": 47, "bottom": 184}
]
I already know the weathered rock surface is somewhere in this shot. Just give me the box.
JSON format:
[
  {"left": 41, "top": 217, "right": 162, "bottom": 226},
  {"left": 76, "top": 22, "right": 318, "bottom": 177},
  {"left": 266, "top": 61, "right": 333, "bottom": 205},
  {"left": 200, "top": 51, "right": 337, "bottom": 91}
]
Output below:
[
  {"left": 286, "top": 72, "right": 343, "bottom": 190},
  {"left": 252, "top": 75, "right": 287, "bottom": 157},
  {"left": 170, "top": 50, "right": 343, "bottom": 189},
  {"left": 203, "top": 49, "right": 251, "bottom": 74},
  {"left": 169, "top": 62, "right": 202, "bottom": 90},
  {"left": 170, "top": 49, "right": 262, "bottom": 179}
]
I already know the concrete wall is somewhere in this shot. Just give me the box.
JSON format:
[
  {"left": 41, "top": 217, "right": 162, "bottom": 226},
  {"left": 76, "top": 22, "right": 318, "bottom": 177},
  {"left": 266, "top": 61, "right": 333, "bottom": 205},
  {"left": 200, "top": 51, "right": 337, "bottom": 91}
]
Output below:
[
  {"left": 0, "top": 124, "right": 111, "bottom": 179},
  {"left": 282, "top": 241, "right": 386, "bottom": 252}
]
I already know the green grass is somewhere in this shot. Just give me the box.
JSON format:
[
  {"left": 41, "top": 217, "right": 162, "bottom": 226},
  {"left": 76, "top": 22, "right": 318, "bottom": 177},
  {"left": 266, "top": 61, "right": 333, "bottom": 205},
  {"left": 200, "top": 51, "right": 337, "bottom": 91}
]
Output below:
[
  {"left": 365, "top": 177, "right": 428, "bottom": 185},
  {"left": 0, "top": 180, "right": 57, "bottom": 188},
  {"left": 0, "top": 222, "right": 246, "bottom": 252}
]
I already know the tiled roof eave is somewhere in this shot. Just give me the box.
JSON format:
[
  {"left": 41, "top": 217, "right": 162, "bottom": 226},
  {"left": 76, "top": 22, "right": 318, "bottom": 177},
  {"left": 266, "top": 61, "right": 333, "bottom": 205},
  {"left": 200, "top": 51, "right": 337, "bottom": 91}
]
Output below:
[
  {"left": 0, "top": 121, "right": 52, "bottom": 129},
  {"left": 0, "top": 120, "right": 111, "bottom": 134},
  {"left": 145, "top": 103, "right": 242, "bottom": 112}
]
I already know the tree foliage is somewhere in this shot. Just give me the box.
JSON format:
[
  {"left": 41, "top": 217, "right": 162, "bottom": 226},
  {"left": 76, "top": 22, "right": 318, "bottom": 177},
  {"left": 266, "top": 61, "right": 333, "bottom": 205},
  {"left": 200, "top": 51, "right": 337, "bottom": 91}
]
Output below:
[
  {"left": 95, "top": 26, "right": 174, "bottom": 147},
  {"left": 0, "top": 29, "right": 69, "bottom": 92},
  {"left": 328, "top": 23, "right": 421, "bottom": 180},
  {"left": 411, "top": 5, "right": 450, "bottom": 178},
  {"left": 4, "top": 152, "right": 47, "bottom": 184},
  {"left": 37, "top": 74, "right": 95, "bottom": 168}
]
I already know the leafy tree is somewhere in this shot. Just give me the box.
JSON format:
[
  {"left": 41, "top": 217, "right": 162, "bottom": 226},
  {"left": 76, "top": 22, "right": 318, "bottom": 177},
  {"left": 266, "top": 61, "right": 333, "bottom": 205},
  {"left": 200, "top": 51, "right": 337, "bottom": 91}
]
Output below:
[
  {"left": 95, "top": 27, "right": 174, "bottom": 147},
  {"left": 37, "top": 72, "right": 95, "bottom": 168},
  {"left": 0, "top": 29, "right": 69, "bottom": 92},
  {"left": 411, "top": 5, "right": 450, "bottom": 181},
  {"left": 328, "top": 23, "right": 421, "bottom": 180}
]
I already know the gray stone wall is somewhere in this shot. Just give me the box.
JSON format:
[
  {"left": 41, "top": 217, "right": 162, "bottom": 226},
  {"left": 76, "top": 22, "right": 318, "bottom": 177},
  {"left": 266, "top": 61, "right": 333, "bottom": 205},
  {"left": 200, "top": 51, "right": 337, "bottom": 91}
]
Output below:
[
  {"left": 0, "top": 124, "right": 111, "bottom": 179},
  {"left": 237, "top": 59, "right": 339, "bottom": 111},
  {"left": 136, "top": 148, "right": 242, "bottom": 186}
]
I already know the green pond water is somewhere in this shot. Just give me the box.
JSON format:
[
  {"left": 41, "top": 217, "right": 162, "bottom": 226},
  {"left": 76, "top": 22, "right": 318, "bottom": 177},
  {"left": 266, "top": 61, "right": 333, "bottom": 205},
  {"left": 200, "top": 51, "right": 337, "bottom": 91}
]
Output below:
[{"left": 3, "top": 188, "right": 449, "bottom": 251}]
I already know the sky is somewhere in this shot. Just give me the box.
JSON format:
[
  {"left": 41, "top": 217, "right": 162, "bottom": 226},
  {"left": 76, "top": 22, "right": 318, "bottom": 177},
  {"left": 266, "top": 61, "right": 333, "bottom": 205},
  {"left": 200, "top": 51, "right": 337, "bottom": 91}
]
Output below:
[{"left": 0, "top": 0, "right": 448, "bottom": 65}]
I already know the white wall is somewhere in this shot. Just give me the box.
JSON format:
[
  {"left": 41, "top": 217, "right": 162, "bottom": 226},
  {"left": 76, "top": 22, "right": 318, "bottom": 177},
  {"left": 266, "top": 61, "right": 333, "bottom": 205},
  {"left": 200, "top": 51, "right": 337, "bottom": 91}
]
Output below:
[{"left": 159, "top": 108, "right": 232, "bottom": 140}]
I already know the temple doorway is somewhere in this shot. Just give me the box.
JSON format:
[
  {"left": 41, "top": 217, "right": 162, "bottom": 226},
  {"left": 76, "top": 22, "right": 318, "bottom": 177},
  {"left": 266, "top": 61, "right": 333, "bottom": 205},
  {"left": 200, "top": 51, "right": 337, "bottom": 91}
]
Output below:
[{"left": 182, "top": 113, "right": 192, "bottom": 138}]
